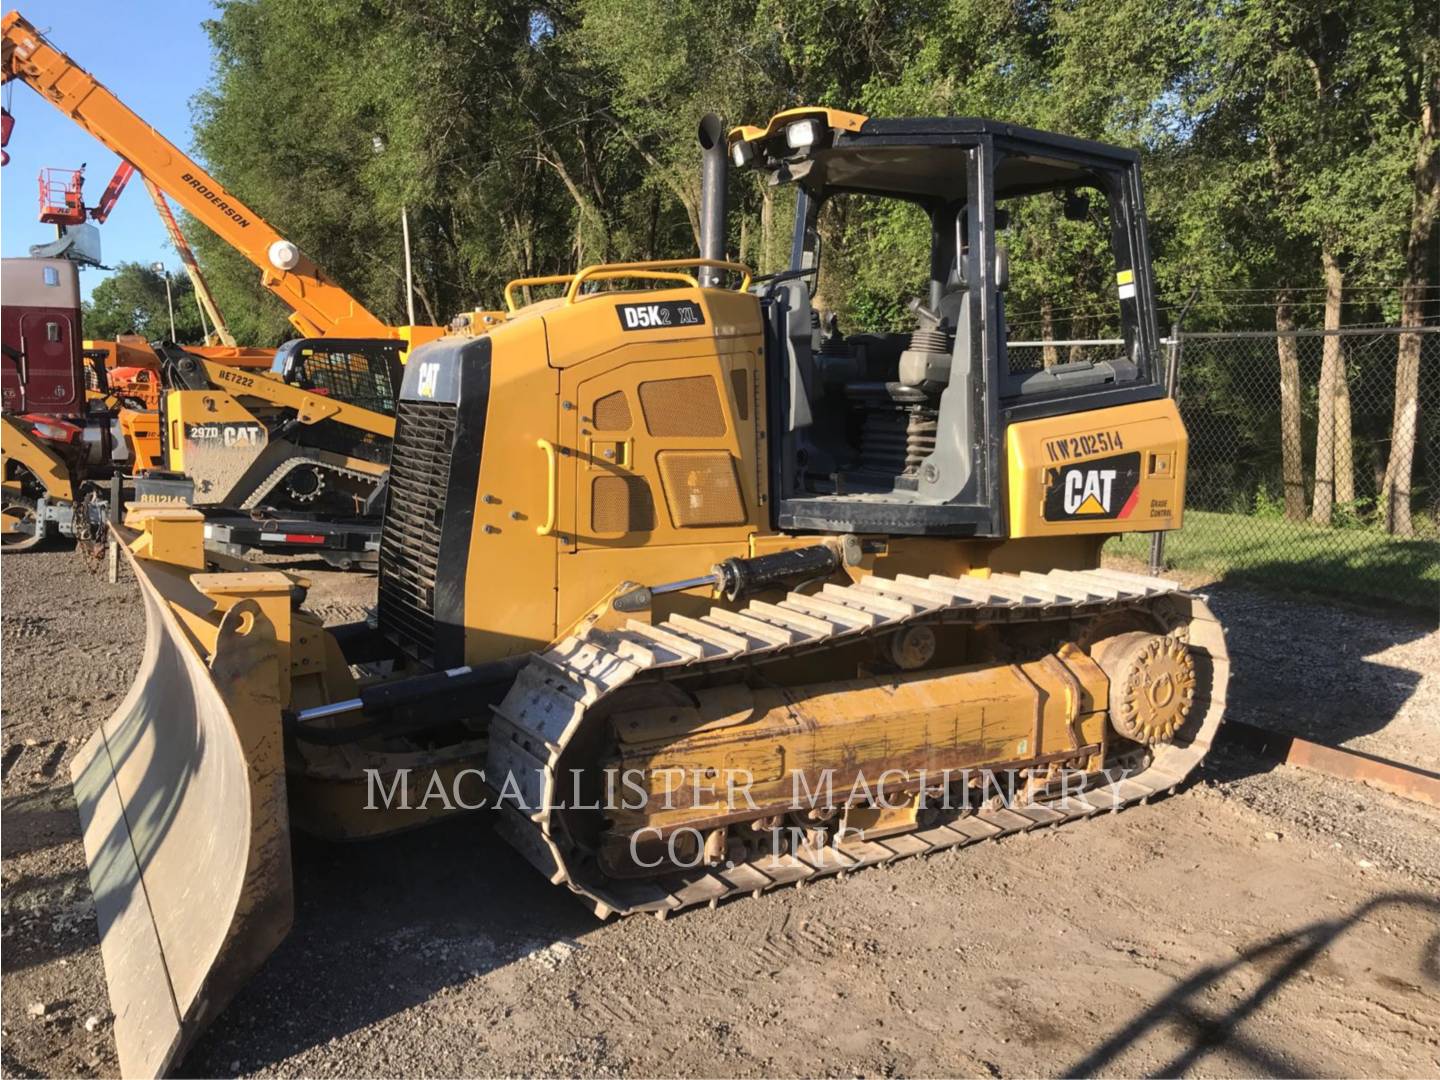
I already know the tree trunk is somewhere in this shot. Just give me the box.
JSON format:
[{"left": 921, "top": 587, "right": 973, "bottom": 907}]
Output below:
[
  {"left": 1381, "top": 83, "right": 1438, "bottom": 536},
  {"left": 538, "top": 151, "right": 602, "bottom": 267},
  {"left": 411, "top": 275, "right": 439, "bottom": 327},
  {"left": 646, "top": 188, "right": 660, "bottom": 261},
  {"left": 516, "top": 215, "right": 536, "bottom": 305},
  {"left": 1382, "top": 321, "right": 1422, "bottom": 536},
  {"left": 1041, "top": 298, "right": 1058, "bottom": 367},
  {"left": 1068, "top": 313, "right": 1084, "bottom": 364},
  {"left": 1312, "top": 250, "right": 1348, "bottom": 524},
  {"left": 1333, "top": 373, "right": 1354, "bottom": 507},
  {"left": 576, "top": 128, "right": 614, "bottom": 264},
  {"left": 1275, "top": 293, "right": 1306, "bottom": 520}
]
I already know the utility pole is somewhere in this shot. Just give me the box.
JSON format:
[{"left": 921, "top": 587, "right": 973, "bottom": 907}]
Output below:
[
  {"left": 151, "top": 260, "right": 176, "bottom": 342},
  {"left": 372, "top": 134, "right": 417, "bottom": 326},
  {"left": 401, "top": 204, "right": 416, "bottom": 326}
]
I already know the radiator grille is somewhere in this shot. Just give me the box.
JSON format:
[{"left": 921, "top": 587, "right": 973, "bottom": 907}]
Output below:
[{"left": 377, "top": 399, "right": 458, "bottom": 663}]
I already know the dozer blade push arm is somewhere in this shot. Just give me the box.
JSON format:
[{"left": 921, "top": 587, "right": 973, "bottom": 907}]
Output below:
[{"left": 1, "top": 10, "right": 388, "bottom": 340}]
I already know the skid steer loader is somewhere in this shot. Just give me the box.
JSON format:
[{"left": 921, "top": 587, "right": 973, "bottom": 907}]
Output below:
[
  {"left": 2, "top": 256, "right": 401, "bottom": 560},
  {"left": 75, "top": 109, "right": 1228, "bottom": 1076},
  {"left": 140, "top": 337, "right": 400, "bottom": 518}
]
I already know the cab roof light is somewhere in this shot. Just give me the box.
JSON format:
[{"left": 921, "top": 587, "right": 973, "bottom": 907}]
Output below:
[{"left": 785, "top": 119, "right": 822, "bottom": 150}]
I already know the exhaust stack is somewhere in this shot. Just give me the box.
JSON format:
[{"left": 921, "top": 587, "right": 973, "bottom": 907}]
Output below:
[{"left": 697, "top": 113, "right": 727, "bottom": 287}]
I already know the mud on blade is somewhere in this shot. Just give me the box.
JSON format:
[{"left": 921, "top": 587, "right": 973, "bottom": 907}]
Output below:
[{"left": 71, "top": 533, "right": 293, "bottom": 1078}]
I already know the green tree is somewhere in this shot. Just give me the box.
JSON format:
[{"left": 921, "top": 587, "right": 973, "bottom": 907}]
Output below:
[
  {"left": 1376, "top": 0, "right": 1439, "bottom": 536},
  {"left": 179, "top": 0, "right": 1433, "bottom": 543},
  {"left": 1177, "top": 0, "right": 1430, "bottom": 525},
  {"left": 82, "top": 262, "right": 206, "bottom": 343},
  {"left": 189, "top": 0, "right": 651, "bottom": 328}
]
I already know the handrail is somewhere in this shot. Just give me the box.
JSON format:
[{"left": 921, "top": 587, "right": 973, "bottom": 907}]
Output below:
[
  {"left": 535, "top": 438, "right": 558, "bottom": 536},
  {"left": 563, "top": 258, "right": 753, "bottom": 304},
  {"left": 503, "top": 275, "right": 575, "bottom": 314},
  {"left": 583, "top": 268, "right": 699, "bottom": 288}
]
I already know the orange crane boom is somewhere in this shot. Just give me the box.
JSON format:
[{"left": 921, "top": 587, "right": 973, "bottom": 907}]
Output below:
[{"left": 1, "top": 9, "right": 390, "bottom": 340}]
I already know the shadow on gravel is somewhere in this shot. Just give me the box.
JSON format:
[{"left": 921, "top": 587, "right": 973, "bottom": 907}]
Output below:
[
  {"left": 179, "top": 813, "right": 598, "bottom": 1076},
  {"left": 1, "top": 787, "right": 81, "bottom": 860},
  {"left": 0, "top": 866, "right": 96, "bottom": 972},
  {"left": 1196, "top": 580, "right": 1431, "bottom": 777},
  {"left": 1064, "top": 891, "right": 1440, "bottom": 1077}
]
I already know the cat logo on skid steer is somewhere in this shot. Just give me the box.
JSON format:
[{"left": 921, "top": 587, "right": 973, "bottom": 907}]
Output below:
[
  {"left": 184, "top": 421, "right": 265, "bottom": 449},
  {"left": 416, "top": 362, "right": 440, "bottom": 399},
  {"left": 1042, "top": 451, "right": 1141, "bottom": 522}
]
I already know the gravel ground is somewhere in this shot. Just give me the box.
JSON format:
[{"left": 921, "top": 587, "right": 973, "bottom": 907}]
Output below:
[{"left": 2, "top": 546, "right": 1437, "bottom": 1078}]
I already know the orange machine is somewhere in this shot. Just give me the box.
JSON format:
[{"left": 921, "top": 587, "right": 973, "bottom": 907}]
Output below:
[
  {"left": 2, "top": 10, "right": 444, "bottom": 348},
  {"left": 83, "top": 336, "right": 277, "bottom": 467}
]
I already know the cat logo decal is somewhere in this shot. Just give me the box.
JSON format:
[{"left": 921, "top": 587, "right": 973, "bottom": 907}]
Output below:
[{"left": 1043, "top": 451, "right": 1141, "bottom": 521}]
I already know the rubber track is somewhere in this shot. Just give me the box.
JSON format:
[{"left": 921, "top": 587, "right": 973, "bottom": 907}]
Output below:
[
  {"left": 239, "top": 452, "right": 381, "bottom": 510},
  {"left": 490, "top": 566, "right": 1229, "bottom": 919}
]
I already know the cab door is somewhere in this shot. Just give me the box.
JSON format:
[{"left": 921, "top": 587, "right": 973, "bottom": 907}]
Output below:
[
  {"left": 1, "top": 259, "right": 83, "bottom": 414},
  {"left": 543, "top": 286, "right": 767, "bottom": 630},
  {"left": 18, "top": 310, "right": 80, "bottom": 412},
  {"left": 564, "top": 339, "right": 764, "bottom": 543}
]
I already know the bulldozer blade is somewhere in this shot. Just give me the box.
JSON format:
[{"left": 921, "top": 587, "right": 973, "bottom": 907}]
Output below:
[{"left": 70, "top": 541, "right": 293, "bottom": 1078}]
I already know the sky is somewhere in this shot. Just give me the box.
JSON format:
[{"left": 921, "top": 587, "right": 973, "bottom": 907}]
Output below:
[{"left": 1, "top": 0, "right": 219, "bottom": 301}]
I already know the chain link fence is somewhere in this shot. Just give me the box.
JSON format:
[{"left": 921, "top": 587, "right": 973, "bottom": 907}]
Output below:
[{"left": 1106, "top": 326, "right": 1439, "bottom": 610}]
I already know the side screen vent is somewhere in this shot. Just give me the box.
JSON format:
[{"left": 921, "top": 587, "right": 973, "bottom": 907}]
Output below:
[
  {"left": 639, "top": 376, "right": 725, "bottom": 437},
  {"left": 592, "top": 475, "right": 655, "bottom": 533},
  {"left": 592, "top": 391, "right": 632, "bottom": 431},
  {"left": 657, "top": 450, "right": 746, "bottom": 527}
]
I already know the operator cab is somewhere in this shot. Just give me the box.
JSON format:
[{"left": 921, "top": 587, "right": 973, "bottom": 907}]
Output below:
[
  {"left": 728, "top": 110, "right": 1165, "bottom": 536},
  {"left": 269, "top": 338, "right": 404, "bottom": 416}
]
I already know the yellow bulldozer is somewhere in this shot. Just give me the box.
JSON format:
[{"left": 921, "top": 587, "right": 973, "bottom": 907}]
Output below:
[{"left": 75, "top": 108, "right": 1229, "bottom": 1076}]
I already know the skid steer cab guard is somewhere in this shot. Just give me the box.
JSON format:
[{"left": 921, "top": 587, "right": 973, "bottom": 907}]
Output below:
[{"left": 72, "top": 509, "right": 294, "bottom": 1077}]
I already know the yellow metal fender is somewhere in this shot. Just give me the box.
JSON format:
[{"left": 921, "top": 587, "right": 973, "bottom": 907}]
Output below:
[
  {"left": 70, "top": 523, "right": 294, "bottom": 1078},
  {"left": 1, "top": 414, "right": 76, "bottom": 502}
]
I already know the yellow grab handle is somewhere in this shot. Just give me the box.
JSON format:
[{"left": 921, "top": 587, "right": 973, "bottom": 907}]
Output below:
[
  {"left": 582, "top": 268, "right": 699, "bottom": 289},
  {"left": 564, "top": 258, "right": 753, "bottom": 303},
  {"left": 503, "top": 274, "right": 574, "bottom": 314},
  {"left": 536, "top": 438, "right": 558, "bottom": 536}
]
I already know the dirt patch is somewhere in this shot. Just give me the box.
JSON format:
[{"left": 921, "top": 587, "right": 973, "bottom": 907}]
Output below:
[{"left": 3, "top": 547, "right": 1438, "bottom": 1078}]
